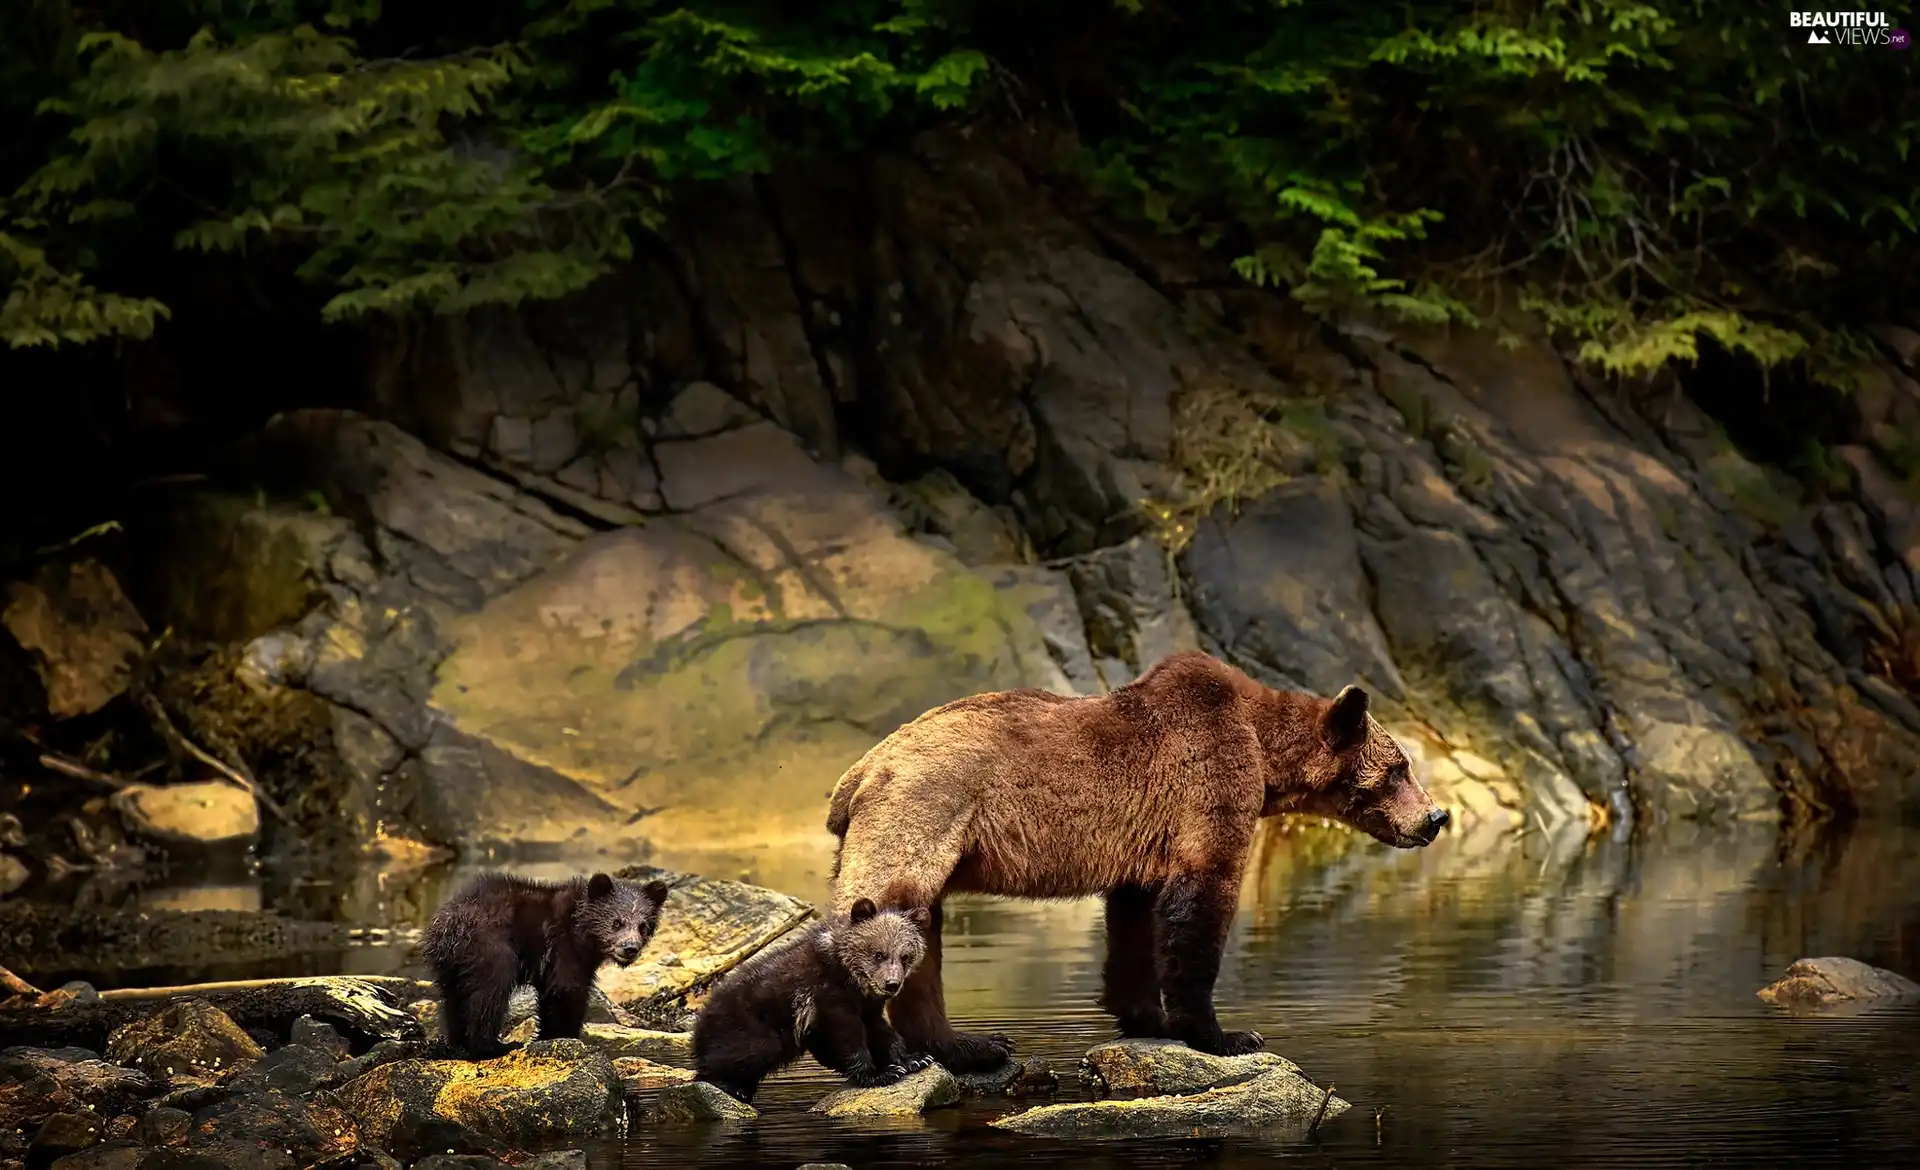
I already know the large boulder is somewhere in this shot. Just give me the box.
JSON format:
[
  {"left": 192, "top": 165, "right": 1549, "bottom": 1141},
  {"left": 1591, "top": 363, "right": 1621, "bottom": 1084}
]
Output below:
[
  {"left": 174, "top": 408, "right": 1073, "bottom": 854},
  {"left": 595, "top": 867, "right": 811, "bottom": 1013},
  {"left": 1, "top": 558, "right": 149, "bottom": 719},
  {"left": 109, "top": 782, "right": 259, "bottom": 850}
]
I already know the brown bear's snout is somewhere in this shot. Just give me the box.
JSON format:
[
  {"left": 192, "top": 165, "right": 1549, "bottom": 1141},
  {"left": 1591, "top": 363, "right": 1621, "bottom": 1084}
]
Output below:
[{"left": 1416, "top": 806, "right": 1450, "bottom": 843}]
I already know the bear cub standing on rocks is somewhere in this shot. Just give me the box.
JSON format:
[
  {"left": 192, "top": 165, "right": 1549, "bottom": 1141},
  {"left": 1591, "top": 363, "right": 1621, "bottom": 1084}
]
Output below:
[
  {"left": 692, "top": 899, "right": 934, "bottom": 1103},
  {"left": 420, "top": 871, "right": 670, "bottom": 1058}
]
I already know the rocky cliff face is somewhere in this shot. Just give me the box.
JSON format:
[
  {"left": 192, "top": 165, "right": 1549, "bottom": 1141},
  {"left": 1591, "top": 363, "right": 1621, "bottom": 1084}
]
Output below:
[{"left": 128, "top": 129, "right": 1920, "bottom": 858}]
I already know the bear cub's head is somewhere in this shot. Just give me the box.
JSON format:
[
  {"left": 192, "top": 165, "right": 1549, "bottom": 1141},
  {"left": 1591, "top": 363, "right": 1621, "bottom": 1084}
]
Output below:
[
  {"left": 577, "top": 874, "right": 671, "bottom": 967},
  {"left": 829, "top": 899, "right": 931, "bottom": 1001},
  {"left": 1291, "top": 684, "right": 1448, "bottom": 849}
]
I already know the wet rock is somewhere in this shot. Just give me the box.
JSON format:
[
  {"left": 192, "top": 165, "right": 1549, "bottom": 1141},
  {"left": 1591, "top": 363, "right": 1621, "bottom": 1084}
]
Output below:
[
  {"left": 1081, "top": 1038, "right": 1290, "bottom": 1096},
  {"left": 412, "top": 1154, "right": 586, "bottom": 1170},
  {"left": 379, "top": 1110, "right": 518, "bottom": 1165},
  {"left": 225, "top": 1043, "right": 342, "bottom": 1097},
  {"left": 597, "top": 869, "right": 811, "bottom": 1014},
  {"left": 613, "top": 1056, "right": 694, "bottom": 1094},
  {"left": 808, "top": 1065, "right": 959, "bottom": 1118},
  {"left": 641, "top": 1080, "right": 757, "bottom": 1124},
  {"left": 43, "top": 1142, "right": 146, "bottom": 1170},
  {"left": 30, "top": 1111, "right": 105, "bottom": 1166},
  {"left": 955, "top": 1055, "right": 1058, "bottom": 1098},
  {"left": 1757, "top": 957, "right": 1920, "bottom": 1008},
  {"left": 104, "top": 1001, "right": 264, "bottom": 1084},
  {"left": 100, "top": 1116, "right": 137, "bottom": 1142},
  {"left": 132, "top": 1107, "right": 192, "bottom": 1147},
  {"left": 187, "top": 1089, "right": 361, "bottom": 1166},
  {"left": 0, "top": 1047, "right": 160, "bottom": 1119},
  {"left": 991, "top": 1065, "right": 1349, "bottom": 1140},
  {"left": 1, "top": 558, "right": 149, "bottom": 719},
  {"left": 290, "top": 1017, "right": 351, "bottom": 1060},
  {"left": 502, "top": 985, "right": 622, "bottom": 1033},
  {"left": 109, "top": 783, "right": 260, "bottom": 850},
  {"left": 331, "top": 1038, "right": 622, "bottom": 1146}
]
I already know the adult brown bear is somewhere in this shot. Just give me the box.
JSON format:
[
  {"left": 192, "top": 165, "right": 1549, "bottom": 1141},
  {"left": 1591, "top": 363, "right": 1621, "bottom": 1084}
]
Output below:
[{"left": 826, "top": 649, "right": 1447, "bottom": 1072}]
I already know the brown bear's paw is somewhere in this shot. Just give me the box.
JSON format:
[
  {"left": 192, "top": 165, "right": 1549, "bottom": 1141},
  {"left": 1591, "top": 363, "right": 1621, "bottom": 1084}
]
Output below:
[
  {"left": 1186, "top": 1027, "right": 1267, "bottom": 1057},
  {"left": 1168, "top": 1015, "right": 1266, "bottom": 1057},
  {"left": 1111, "top": 1009, "right": 1173, "bottom": 1040},
  {"left": 929, "top": 1031, "right": 1015, "bottom": 1073}
]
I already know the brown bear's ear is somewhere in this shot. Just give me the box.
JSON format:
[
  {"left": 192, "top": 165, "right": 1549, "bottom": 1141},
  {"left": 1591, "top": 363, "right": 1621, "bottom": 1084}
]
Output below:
[
  {"left": 903, "top": 906, "right": 932, "bottom": 932},
  {"left": 642, "top": 879, "right": 671, "bottom": 906},
  {"left": 1323, "top": 684, "right": 1370, "bottom": 748},
  {"left": 850, "top": 898, "right": 878, "bottom": 923},
  {"left": 587, "top": 873, "right": 615, "bottom": 900}
]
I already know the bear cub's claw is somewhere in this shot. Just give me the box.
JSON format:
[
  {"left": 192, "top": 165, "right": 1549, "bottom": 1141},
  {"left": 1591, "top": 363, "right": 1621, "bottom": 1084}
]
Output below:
[
  {"left": 1208, "top": 1029, "right": 1266, "bottom": 1056},
  {"left": 899, "top": 1054, "right": 935, "bottom": 1074}
]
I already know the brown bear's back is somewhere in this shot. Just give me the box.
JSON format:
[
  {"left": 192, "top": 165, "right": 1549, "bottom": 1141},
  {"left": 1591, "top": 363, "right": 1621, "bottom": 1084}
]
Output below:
[{"left": 828, "top": 651, "right": 1270, "bottom": 901}]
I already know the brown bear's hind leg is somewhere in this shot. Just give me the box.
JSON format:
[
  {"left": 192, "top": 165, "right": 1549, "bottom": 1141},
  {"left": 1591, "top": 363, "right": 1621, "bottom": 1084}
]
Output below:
[
  {"left": 886, "top": 899, "right": 1014, "bottom": 1073},
  {"left": 1154, "top": 870, "right": 1265, "bottom": 1057},
  {"left": 1099, "top": 882, "right": 1171, "bottom": 1039}
]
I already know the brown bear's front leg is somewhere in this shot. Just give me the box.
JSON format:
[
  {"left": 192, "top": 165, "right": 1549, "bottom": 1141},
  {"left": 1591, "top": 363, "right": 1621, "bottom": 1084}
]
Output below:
[
  {"left": 1099, "top": 882, "right": 1170, "bottom": 1039},
  {"left": 885, "top": 899, "right": 1014, "bottom": 1073},
  {"left": 1154, "top": 870, "right": 1265, "bottom": 1057}
]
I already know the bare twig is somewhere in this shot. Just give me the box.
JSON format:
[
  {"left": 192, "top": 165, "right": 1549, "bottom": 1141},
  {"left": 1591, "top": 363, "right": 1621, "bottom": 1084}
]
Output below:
[
  {"left": 37, "top": 752, "right": 133, "bottom": 790},
  {"left": 0, "top": 964, "right": 41, "bottom": 998},
  {"left": 135, "top": 692, "right": 289, "bottom": 823},
  {"left": 1308, "top": 1081, "right": 1337, "bottom": 1137}
]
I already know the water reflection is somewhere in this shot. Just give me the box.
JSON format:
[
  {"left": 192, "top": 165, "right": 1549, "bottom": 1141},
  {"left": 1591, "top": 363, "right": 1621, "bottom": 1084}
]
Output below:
[{"left": 13, "top": 812, "right": 1920, "bottom": 1166}]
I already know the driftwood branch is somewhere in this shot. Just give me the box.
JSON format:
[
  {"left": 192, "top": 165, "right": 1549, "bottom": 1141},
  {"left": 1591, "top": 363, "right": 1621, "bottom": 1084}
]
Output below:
[
  {"left": 96, "top": 975, "right": 433, "bottom": 1003},
  {"left": 0, "top": 976, "right": 428, "bottom": 1051},
  {"left": 134, "top": 691, "right": 289, "bottom": 823}
]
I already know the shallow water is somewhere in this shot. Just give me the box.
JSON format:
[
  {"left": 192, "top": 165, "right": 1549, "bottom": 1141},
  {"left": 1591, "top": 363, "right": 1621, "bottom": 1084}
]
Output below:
[{"left": 17, "top": 813, "right": 1920, "bottom": 1167}]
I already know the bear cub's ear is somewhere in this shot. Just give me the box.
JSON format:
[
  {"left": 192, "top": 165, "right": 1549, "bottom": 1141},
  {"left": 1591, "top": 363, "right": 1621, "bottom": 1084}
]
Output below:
[
  {"left": 641, "top": 879, "right": 671, "bottom": 907},
  {"left": 587, "top": 873, "right": 615, "bottom": 900},
  {"left": 902, "top": 906, "right": 933, "bottom": 932},
  {"left": 849, "top": 898, "right": 878, "bottom": 924},
  {"left": 1323, "top": 684, "right": 1370, "bottom": 748}
]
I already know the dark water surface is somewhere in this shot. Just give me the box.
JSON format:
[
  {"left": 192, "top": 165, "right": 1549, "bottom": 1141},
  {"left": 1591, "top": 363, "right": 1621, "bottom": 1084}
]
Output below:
[{"left": 20, "top": 814, "right": 1920, "bottom": 1168}]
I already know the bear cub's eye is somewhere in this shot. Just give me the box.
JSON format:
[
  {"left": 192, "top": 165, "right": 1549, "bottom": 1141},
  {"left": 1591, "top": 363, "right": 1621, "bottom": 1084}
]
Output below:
[{"left": 873, "top": 951, "right": 886, "bottom": 963}]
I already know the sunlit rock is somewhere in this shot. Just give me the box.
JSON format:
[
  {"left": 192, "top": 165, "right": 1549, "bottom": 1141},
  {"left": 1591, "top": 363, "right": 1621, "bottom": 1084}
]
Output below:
[
  {"left": 1081, "top": 1038, "right": 1291, "bottom": 1096},
  {"left": 992, "top": 1064, "right": 1348, "bottom": 1140}
]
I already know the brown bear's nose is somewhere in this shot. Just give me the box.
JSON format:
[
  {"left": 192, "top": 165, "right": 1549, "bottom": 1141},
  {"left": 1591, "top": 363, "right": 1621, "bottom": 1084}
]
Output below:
[
  {"left": 1423, "top": 808, "right": 1450, "bottom": 838},
  {"left": 883, "top": 978, "right": 902, "bottom": 995}
]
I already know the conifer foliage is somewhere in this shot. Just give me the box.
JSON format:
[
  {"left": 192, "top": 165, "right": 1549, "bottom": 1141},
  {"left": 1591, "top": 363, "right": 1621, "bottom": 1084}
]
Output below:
[{"left": 0, "top": 1, "right": 1912, "bottom": 391}]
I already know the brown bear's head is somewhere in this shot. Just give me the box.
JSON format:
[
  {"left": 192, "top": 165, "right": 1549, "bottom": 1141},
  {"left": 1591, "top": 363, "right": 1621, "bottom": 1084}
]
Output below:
[
  {"left": 578, "top": 873, "right": 671, "bottom": 967},
  {"left": 1282, "top": 685, "right": 1447, "bottom": 848},
  {"left": 832, "top": 899, "right": 932, "bottom": 1001}
]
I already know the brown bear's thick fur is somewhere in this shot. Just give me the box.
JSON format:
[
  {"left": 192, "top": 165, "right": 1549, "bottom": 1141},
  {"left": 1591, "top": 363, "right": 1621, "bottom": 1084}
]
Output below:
[{"left": 825, "top": 649, "right": 1446, "bottom": 1072}]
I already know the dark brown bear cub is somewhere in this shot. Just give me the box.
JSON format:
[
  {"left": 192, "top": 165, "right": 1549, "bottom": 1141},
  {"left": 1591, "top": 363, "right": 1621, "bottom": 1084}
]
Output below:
[
  {"left": 691, "top": 899, "right": 933, "bottom": 1103},
  {"left": 419, "top": 872, "right": 669, "bottom": 1058}
]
